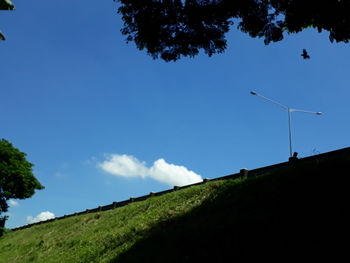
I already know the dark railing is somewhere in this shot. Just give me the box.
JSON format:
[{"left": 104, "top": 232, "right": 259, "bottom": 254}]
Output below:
[{"left": 11, "top": 146, "right": 350, "bottom": 231}]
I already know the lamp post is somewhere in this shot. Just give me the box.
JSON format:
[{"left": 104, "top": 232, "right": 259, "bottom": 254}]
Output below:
[{"left": 250, "top": 91, "right": 322, "bottom": 157}]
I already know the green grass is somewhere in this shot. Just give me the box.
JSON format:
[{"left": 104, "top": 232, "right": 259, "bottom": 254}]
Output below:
[
  {"left": 0, "top": 179, "right": 238, "bottom": 263},
  {"left": 1, "top": 150, "right": 349, "bottom": 262}
]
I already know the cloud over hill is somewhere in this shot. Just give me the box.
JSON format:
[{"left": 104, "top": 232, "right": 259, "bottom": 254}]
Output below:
[{"left": 99, "top": 154, "right": 202, "bottom": 186}]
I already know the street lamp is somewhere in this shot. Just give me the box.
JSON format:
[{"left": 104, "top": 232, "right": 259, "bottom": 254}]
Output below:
[{"left": 250, "top": 91, "right": 322, "bottom": 157}]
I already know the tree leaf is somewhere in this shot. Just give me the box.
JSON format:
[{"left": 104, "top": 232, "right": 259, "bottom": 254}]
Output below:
[
  {"left": 0, "top": 0, "right": 15, "bottom": 10},
  {"left": 0, "top": 31, "right": 5, "bottom": 41}
]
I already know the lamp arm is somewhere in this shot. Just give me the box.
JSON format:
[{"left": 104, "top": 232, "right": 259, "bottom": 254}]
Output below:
[
  {"left": 251, "top": 92, "right": 289, "bottom": 110},
  {"left": 290, "top": 109, "right": 323, "bottom": 115}
]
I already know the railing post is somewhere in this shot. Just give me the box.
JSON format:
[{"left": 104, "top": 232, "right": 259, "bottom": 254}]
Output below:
[
  {"left": 240, "top": 168, "right": 249, "bottom": 179},
  {"left": 0, "top": 216, "right": 7, "bottom": 237},
  {"left": 0, "top": 216, "right": 7, "bottom": 228}
]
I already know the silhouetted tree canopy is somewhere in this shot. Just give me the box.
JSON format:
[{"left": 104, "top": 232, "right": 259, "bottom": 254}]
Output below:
[
  {"left": 0, "top": 139, "right": 44, "bottom": 234},
  {"left": 0, "top": 0, "right": 15, "bottom": 40},
  {"left": 116, "top": 0, "right": 350, "bottom": 61},
  {"left": 0, "top": 0, "right": 14, "bottom": 10}
]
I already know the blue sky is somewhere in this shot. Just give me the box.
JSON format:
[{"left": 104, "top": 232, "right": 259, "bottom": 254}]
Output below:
[{"left": 1, "top": 0, "right": 349, "bottom": 228}]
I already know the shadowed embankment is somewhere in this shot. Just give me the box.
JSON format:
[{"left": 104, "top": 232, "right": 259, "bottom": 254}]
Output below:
[{"left": 113, "top": 152, "right": 349, "bottom": 262}]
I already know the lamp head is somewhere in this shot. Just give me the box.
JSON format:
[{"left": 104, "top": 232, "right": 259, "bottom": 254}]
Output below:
[{"left": 250, "top": 91, "right": 257, "bottom": 95}]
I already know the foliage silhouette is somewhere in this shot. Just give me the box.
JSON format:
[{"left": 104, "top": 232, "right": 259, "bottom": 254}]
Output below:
[
  {"left": 0, "top": 0, "right": 15, "bottom": 40},
  {"left": 116, "top": 0, "right": 350, "bottom": 61},
  {"left": 0, "top": 0, "right": 14, "bottom": 10},
  {"left": 301, "top": 49, "right": 310, "bottom": 59},
  {"left": 0, "top": 139, "right": 44, "bottom": 236}
]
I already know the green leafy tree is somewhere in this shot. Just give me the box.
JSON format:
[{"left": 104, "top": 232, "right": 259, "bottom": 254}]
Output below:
[
  {"left": 0, "top": 139, "right": 44, "bottom": 236},
  {"left": 116, "top": 0, "right": 350, "bottom": 61},
  {"left": 0, "top": 0, "right": 14, "bottom": 10},
  {"left": 0, "top": 0, "right": 15, "bottom": 40}
]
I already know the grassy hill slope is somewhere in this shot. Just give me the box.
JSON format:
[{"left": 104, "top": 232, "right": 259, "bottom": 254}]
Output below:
[{"left": 1, "top": 149, "right": 349, "bottom": 262}]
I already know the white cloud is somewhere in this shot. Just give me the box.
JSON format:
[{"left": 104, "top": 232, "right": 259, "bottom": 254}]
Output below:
[
  {"left": 99, "top": 154, "right": 202, "bottom": 186},
  {"left": 26, "top": 211, "right": 55, "bottom": 224},
  {"left": 100, "top": 154, "right": 148, "bottom": 178},
  {"left": 9, "top": 200, "right": 19, "bottom": 207},
  {"left": 149, "top": 159, "right": 202, "bottom": 186}
]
